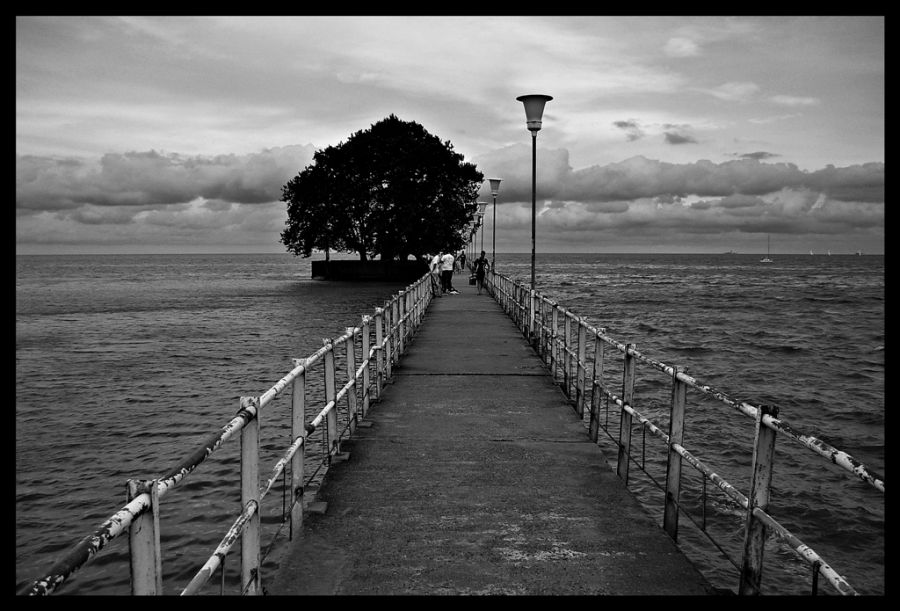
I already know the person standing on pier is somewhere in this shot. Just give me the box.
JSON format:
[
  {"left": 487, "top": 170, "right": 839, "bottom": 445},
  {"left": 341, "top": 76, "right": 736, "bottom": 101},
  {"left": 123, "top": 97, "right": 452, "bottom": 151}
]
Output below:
[
  {"left": 430, "top": 253, "right": 443, "bottom": 297},
  {"left": 458, "top": 250, "right": 467, "bottom": 273},
  {"left": 473, "top": 250, "right": 489, "bottom": 295},
  {"left": 440, "top": 251, "right": 458, "bottom": 294}
]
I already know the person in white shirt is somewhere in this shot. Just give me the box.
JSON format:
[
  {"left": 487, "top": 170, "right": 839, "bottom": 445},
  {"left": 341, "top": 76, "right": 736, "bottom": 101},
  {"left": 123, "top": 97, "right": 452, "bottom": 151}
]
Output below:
[
  {"left": 440, "top": 252, "right": 457, "bottom": 294},
  {"left": 429, "top": 253, "right": 442, "bottom": 297}
]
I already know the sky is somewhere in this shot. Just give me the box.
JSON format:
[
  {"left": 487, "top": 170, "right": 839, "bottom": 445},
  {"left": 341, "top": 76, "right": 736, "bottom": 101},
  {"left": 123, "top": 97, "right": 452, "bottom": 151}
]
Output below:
[{"left": 16, "top": 16, "right": 884, "bottom": 256}]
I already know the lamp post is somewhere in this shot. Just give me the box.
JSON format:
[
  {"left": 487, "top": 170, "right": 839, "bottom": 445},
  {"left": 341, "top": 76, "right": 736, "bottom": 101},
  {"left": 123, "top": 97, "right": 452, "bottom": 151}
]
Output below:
[
  {"left": 476, "top": 201, "right": 488, "bottom": 256},
  {"left": 488, "top": 178, "right": 501, "bottom": 270},
  {"left": 516, "top": 94, "right": 552, "bottom": 291}
]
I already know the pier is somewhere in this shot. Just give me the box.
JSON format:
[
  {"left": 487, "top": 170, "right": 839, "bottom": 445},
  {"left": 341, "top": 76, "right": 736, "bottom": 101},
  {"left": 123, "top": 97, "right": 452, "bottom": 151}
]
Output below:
[
  {"left": 20, "top": 269, "right": 881, "bottom": 597},
  {"left": 266, "top": 284, "right": 715, "bottom": 595}
]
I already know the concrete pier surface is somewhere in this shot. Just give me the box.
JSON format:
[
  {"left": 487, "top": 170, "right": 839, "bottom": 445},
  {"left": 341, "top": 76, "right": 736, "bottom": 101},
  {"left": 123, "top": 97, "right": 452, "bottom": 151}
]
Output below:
[{"left": 267, "top": 278, "right": 717, "bottom": 596}]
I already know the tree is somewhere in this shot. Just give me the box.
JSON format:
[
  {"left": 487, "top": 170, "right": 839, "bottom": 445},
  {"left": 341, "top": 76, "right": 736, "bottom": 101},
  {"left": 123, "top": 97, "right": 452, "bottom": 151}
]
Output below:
[{"left": 281, "top": 115, "right": 484, "bottom": 261}]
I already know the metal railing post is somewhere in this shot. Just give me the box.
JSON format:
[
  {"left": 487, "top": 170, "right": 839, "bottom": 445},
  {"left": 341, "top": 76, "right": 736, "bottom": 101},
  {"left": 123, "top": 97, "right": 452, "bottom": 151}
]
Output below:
[
  {"left": 522, "top": 286, "right": 528, "bottom": 335},
  {"left": 663, "top": 366, "right": 687, "bottom": 540},
  {"left": 384, "top": 302, "right": 393, "bottom": 380},
  {"left": 550, "top": 305, "right": 559, "bottom": 382},
  {"left": 616, "top": 344, "right": 637, "bottom": 484},
  {"left": 575, "top": 319, "right": 587, "bottom": 418},
  {"left": 405, "top": 288, "right": 411, "bottom": 342},
  {"left": 127, "top": 479, "right": 162, "bottom": 595},
  {"left": 392, "top": 295, "right": 400, "bottom": 362},
  {"left": 361, "top": 316, "right": 371, "bottom": 417},
  {"left": 239, "top": 396, "right": 260, "bottom": 595},
  {"left": 404, "top": 289, "right": 410, "bottom": 341},
  {"left": 563, "top": 314, "right": 572, "bottom": 397},
  {"left": 375, "top": 307, "right": 384, "bottom": 397},
  {"left": 539, "top": 298, "right": 547, "bottom": 362},
  {"left": 323, "top": 340, "right": 338, "bottom": 457},
  {"left": 588, "top": 328, "right": 606, "bottom": 442},
  {"left": 519, "top": 285, "right": 525, "bottom": 333},
  {"left": 398, "top": 291, "right": 406, "bottom": 356},
  {"left": 345, "top": 328, "right": 358, "bottom": 433},
  {"left": 290, "top": 357, "right": 306, "bottom": 536},
  {"left": 529, "top": 290, "right": 537, "bottom": 346},
  {"left": 740, "top": 403, "right": 780, "bottom": 595},
  {"left": 512, "top": 284, "right": 519, "bottom": 329},
  {"left": 414, "top": 282, "right": 421, "bottom": 326},
  {"left": 417, "top": 281, "right": 423, "bottom": 325}
]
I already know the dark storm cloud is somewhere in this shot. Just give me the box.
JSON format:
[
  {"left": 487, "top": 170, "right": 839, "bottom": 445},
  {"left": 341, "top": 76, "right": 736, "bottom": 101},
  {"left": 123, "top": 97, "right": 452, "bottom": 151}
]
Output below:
[
  {"left": 805, "top": 163, "right": 885, "bottom": 203},
  {"left": 734, "top": 151, "right": 780, "bottom": 161},
  {"left": 16, "top": 142, "right": 884, "bottom": 254},
  {"left": 562, "top": 156, "right": 884, "bottom": 204},
  {"left": 664, "top": 132, "right": 698, "bottom": 145},
  {"left": 613, "top": 120, "right": 645, "bottom": 141},
  {"left": 16, "top": 145, "right": 316, "bottom": 213}
]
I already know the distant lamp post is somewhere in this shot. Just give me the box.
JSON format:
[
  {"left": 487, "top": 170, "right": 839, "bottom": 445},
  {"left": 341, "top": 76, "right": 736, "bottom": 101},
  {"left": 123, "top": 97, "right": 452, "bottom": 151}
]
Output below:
[
  {"left": 516, "top": 94, "right": 552, "bottom": 290},
  {"left": 476, "top": 201, "right": 488, "bottom": 255},
  {"left": 488, "top": 178, "right": 502, "bottom": 270}
]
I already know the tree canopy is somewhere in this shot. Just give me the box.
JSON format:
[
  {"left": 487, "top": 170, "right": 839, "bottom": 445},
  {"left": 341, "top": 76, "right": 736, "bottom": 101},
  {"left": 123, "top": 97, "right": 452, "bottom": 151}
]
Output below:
[{"left": 280, "top": 115, "right": 484, "bottom": 262}]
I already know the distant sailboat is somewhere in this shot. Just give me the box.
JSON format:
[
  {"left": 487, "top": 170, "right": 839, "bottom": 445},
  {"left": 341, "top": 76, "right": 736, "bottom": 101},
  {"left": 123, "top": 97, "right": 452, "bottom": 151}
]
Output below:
[
  {"left": 809, "top": 250, "right": 814, "bottom": 255},
  {"left": 760, "top": 235, "right": 773, "bottom": 263},
  {"left": 827, "top": 250, "right": 831, "bottom": 256}
]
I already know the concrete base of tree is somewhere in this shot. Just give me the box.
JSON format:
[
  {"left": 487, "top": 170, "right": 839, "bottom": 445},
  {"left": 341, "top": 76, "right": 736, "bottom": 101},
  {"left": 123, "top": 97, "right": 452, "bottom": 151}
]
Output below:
[{"left": 311, "top": 260, "right": 428, "bottom": 281}]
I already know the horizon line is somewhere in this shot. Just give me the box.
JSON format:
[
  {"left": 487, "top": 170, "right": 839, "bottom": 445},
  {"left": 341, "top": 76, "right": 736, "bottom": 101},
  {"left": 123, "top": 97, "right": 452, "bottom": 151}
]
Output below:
[{"left": 15, "top": 251, "right": 882, "bottom": 257}]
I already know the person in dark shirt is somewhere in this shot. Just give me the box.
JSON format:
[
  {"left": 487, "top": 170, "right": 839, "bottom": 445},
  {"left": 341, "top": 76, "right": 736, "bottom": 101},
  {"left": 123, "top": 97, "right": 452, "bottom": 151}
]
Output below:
[{"left": 473, "top": 250, "right": 489, "bottom": 295}]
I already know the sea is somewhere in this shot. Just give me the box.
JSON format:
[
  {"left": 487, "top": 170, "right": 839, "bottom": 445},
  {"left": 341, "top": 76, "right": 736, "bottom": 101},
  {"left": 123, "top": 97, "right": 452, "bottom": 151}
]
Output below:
[{"left": 15, "top": 252, "right": 884, "bottom": 596}]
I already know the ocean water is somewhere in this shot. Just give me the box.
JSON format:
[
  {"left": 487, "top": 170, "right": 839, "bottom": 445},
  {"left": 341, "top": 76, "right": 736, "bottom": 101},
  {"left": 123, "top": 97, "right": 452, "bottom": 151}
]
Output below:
[
  {"left": 15, "top": 252, "right": 883, "bottom": 596},
  {"left": 15, "top": 253, "right": 408, "bottom": 595},
  {"left": 495, "top": 252, "right": 884, "bottom": 596}
]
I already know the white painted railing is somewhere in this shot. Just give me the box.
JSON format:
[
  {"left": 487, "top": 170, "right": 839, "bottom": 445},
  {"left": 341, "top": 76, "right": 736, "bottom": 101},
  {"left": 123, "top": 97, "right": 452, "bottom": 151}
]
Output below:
[
  {"left": 20, "top": 272, "right": 434, "bottom": 596},
  {"left": 487, "top": 270, "right": 883, "bottom": 596}
]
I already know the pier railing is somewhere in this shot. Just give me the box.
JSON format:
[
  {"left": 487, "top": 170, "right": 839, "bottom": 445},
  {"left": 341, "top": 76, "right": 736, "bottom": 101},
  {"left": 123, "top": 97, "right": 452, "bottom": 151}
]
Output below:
[
  {"left": 20, "top": 272, "right": 435, "bottom": 596},
  {"left": 487, "top": 270, "right": 883, "bottom": 596}
]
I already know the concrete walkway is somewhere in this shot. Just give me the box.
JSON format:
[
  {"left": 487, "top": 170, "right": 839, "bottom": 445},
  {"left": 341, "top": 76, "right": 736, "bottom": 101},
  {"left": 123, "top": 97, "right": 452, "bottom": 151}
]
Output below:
[{"left": 267, "top": 277, "right": 716, "bottom": 596}]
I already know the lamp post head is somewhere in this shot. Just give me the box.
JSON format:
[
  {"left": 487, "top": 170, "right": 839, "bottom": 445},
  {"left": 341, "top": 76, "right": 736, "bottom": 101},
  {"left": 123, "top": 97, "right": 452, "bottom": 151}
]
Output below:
[
  {"left": 488, "top": 178, "right": 502, "bottom": 196},
  {"left": 477, "top": 201, "right": 488, "bottom": 216},
  {"left": 516, "top": 94, "right": 553, "bottom": 132}
]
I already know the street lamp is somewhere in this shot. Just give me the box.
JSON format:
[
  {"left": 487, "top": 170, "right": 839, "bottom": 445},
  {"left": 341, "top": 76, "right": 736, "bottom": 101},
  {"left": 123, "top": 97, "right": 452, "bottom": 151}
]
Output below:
[
  {"left": 516, "top": 94, "right": 552, "bottom": 291},
  {"left": 488, "top": 178, "right": 501, "bottom": 270},
  {"left": 476, "top": 201, "right": 488, "bottom": 255}
]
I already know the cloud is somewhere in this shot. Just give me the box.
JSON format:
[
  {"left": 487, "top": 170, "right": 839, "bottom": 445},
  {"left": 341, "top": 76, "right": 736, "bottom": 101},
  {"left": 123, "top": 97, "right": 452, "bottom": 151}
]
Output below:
[
  {"left": 612, "top": 119, "right": 645, "bottom": 141},
  {"left": 16, "top": 145, "right": 317, "bottom": 253},
  {"left": 748, "top": 113, "right": 802, "bottom": 125},
  {"left": 663, "top": 37, "right": 700, "bottom": 57},
  {"left": 561, "top": 156, "right": 882, "bottom": 204},
  {"left": 805, "top": 162, "right": 885, "bottom": 203},
  {"left": 769, "top": 95, "right": 821, "bottom": 107},
  {"left": 706, "top": 81, "right": 760, "bottom": 102},
  {"left": 664, "top": 132, "right": 698, "bottom": 145},
  {"left": 16, "top": 144, "right": 316, "bottom": 213},
  {"left": 733, "top": 151, "right": 780, "bottom": 160},
  {"left": 16, "top": 145, "right": 884, "bottom": 254},
  {"left": 514, "top": 156, "right": 884, "bottom": 252}
]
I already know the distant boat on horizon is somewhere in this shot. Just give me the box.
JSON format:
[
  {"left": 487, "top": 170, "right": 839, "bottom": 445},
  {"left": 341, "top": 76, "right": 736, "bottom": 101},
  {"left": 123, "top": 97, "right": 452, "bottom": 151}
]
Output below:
[
  {"left": 760, "top": 235, "right": 773, "bottom": 263},
  {"left": 809, "top": 250, "right": 814, "bottom": 255}
]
